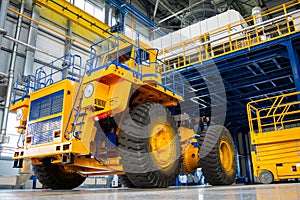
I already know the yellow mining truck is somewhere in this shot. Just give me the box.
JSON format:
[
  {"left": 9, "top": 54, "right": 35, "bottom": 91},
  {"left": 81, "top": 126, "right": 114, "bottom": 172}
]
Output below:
[
  {"left": 10, "top": 35, "right": 236, "bottom": 189},
  {"left": 247, "top": 91, "right": 300, "bottom": 184}
]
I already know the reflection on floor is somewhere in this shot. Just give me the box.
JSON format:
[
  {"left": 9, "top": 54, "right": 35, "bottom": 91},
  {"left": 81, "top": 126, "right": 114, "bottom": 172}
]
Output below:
[{"left": 0, "top": 183, "right": 300, "bottom": 200}]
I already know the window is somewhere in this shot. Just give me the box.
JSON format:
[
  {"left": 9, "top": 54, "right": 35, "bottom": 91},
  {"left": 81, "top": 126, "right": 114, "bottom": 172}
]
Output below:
[
  {"left": 73, "top": 0, "right": 105, "bottom": 21},
  {"left": 95, "top": 7, "right": 104, "bottom": 21},
  {"left": 74, "top": 0, "right": 84, "bottom": 9},
  {"left": 85, "top": 1, "right": 94, "bottom": 15}
]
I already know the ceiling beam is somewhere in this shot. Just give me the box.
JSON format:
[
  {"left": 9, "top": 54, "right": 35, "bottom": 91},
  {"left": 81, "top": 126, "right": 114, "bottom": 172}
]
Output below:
[
  {"left": 159, "top": 1, "right": 183, "bottom": 23},
  {"left": 153, "top": 0, "right": 159, "bottom": 18}
]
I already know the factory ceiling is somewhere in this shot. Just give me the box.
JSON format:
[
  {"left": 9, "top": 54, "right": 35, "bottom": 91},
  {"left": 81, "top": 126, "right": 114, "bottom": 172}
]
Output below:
[{"left": 132, "top": 0, "right": 291, "bottom": 31}]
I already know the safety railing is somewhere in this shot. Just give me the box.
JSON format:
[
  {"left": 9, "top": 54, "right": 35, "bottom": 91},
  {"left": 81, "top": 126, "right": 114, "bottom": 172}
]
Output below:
[
  {"left": 34, "top": 54, "right": 82, "bottom": 90},
  {"left": 158, "top": 1, "right": 300, "bottom": 73},
  {"left": 161, "top": 71, "right": 185, "bottom": 98},
  {"left": 11, "top": 54, "right": 83, "bottom": 104},
  {"left": 247, "top": 91, "right": 300, "bottom": 135},
  {"left": 89, "top": 36, "right": 119, "bottom": 71},
  {"left": 11, "top": 75, "right": 35, "bottom": 104},
  {"left": 87, "top": 34, "right": 185, "bottom": 97}
]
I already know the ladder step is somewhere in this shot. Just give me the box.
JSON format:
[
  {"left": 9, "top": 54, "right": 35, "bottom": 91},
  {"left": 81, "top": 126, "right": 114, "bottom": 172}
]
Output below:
[
  {"left": 15, "top": 126, "right": 26, "bottom": 129},
  {"left": 72, "top": 130, "right": 82, "bottom": 135},
  {"left": 71, "top": 121, "right": 85, "bottom": 126},
  {"left": 77, "top": 112, "right": 87, "bottom": 117}
]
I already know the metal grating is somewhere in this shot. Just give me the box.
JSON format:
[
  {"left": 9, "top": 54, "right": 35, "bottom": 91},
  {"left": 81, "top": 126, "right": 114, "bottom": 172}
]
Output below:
[
  {"left": 29, "top": 90, "right": 64, "bottom": 121},
  {"left": 28, "top": 116, "right": 62, "bottom": 145}
]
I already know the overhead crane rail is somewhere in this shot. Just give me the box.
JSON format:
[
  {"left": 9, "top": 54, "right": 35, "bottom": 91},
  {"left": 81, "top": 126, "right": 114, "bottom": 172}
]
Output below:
[{"left": 158, "top": 1, "right": 300, "bottom": 74}]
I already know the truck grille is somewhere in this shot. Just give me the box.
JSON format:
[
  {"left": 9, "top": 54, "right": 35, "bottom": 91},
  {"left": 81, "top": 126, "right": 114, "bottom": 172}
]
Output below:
[
  {"left": 28, "top": 116, "right": 62, "bottom": 145},
  {"left": 29, "top": 90, "right": 64, "bottom": 121}
]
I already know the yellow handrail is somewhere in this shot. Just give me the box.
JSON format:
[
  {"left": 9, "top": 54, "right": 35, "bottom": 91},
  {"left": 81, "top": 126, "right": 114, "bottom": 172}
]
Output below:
[{"left": 247, "top": 91, "right": 300, "bottom": 134}]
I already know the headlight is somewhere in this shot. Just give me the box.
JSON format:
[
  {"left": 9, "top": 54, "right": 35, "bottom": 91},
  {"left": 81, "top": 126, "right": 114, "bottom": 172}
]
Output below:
[
  {"left": 83, "top": 83, "right": 94, "bottom": 98},
  {"left": 16, "top": 108, "right": 23, "bottom": 120}
]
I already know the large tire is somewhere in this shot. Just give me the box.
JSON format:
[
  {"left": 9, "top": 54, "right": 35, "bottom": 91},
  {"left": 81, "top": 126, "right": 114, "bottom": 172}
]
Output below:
[
  {"left": 118, "top": 174, "right": 136, "bottom": 188},
  {"left": 118, "top": 103, "right": 181, "bottom": 188},
  {"left": 32, "top": 161, "right": 86, "bottom": 189},
  {"left": 199, "top": 125, "right": 236, "bottom": 185}
]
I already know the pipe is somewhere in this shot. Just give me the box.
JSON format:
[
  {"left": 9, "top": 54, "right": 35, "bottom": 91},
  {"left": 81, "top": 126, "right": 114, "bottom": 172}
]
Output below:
[
  {"left": 0, "top": 29, "right": 55, "bottom": 62},
  {"left": 24, "top": 3, "right": 40, "bottom": 76},
  {"left": 252, "top": 7, "right": 263, "bottom": 24},
  {"left": 0, "top": 0, "right": 9, "bottom": 50},
  {"left": 8, "top": 7, "right": 90, "bottom": 49},
  {"left": 1, "top": 0, "right": 25, "bottom": 139}
]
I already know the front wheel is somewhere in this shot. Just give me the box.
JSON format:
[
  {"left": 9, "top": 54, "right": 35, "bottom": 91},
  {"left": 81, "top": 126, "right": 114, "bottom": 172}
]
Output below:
[
  {"left": 118, "top": 174, "right": 136, "bottom": 188},
  {"left": 118, "top": 103, "right": 181, "bottom": 188},
  {"left": 32, "top": 160, "right": 86, "bottom": 189},
  {"left": 199, "top": 125, "right": 236, "bottom": 185}
]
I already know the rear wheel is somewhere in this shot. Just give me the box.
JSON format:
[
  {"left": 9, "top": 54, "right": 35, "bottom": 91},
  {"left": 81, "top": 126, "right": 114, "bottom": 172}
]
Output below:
[
  {"left": 199, "top": 125, "right": 236, "bottom": 185},
  {"left": 32, "top": 160, "right": 86, "bottom": 189},
  {"left": 119, "top": 103, "right": 181, "bottom": 188}
]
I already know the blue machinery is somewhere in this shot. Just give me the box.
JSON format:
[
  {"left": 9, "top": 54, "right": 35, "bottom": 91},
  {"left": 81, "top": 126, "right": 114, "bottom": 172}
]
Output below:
[{"left": 105, "top": 0, "right": 165, "bottom": 36}]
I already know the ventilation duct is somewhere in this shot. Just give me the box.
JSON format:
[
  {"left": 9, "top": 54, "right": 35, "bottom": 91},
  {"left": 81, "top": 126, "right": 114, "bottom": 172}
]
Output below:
[{"left": 181, "top": 0, "right": 217, "bottom": 28}]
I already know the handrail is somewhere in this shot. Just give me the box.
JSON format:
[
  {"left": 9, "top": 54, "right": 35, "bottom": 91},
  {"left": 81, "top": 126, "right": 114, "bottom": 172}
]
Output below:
[
  {"left": 11, "top": 54, "right": 83, "bottom": 104},
  {"left": 63, "top": 62, "right": 88, "bottom": 140},
  {"left": 34, "top": 54, "right": 82, "bottom": 90},
  {"left": 158, "top": 1, "right": 300, "bottom": 73},
  {"left": 88, "top": 34, "right": 185, "bottom": 97},
  {"left": 11, "top": 75, "right": 35, "bottom": 104},
  {"left": 247, "top": 91, "right": 300, "bottom": 135}
]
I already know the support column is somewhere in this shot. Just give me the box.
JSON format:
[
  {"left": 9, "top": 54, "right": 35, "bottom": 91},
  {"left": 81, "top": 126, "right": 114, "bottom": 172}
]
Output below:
[
  {"left": 0, "top": 0, "right": 9, "bottom": 49},
  {"left": 0, "top": 0, "right": 25, "bottom": 143},
  {"left": 0, "top": 0, "right": 12, "bottom": 141},
  {"left": 24, "top": 3, "right": 40, "bottom": 76},
  {"left": 232, "top": 127, "right": 242, "bottom": 183},
  {"left": 62, "top": 20, "right": 72, "bottom": 79},
  {"left": 104, "top": 2, "right": 110, "bottom": 25},
  {"left": 286, "top": 39, "right": 300, "bottom": 91}
]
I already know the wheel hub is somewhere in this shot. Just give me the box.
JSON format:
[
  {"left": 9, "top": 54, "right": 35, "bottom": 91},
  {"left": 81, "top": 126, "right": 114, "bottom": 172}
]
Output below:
[
  {"left": 150, "top": 123, "right": 175, "bottom": 168},
  {"left": 219, "top": 139, "right": 233, "bottom": 172}
]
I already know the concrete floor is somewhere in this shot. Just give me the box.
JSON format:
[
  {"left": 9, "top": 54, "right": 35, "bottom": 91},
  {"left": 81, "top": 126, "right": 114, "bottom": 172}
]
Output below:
[{"left": 0, "top": 183, "right": 300, "bottom": 200}]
